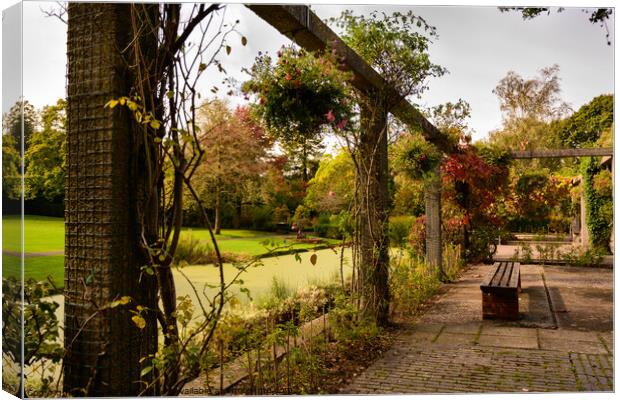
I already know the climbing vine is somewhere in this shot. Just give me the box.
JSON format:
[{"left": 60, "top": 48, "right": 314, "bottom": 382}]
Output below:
[{"left": 581, "top": 156, "right": 613, "bottom": 252}]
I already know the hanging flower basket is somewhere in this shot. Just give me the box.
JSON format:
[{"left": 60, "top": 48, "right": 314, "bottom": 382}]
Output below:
[
  {"left": 393, "top": 134, "right": 442, "bottom": 180},
  {"left": 242, "top": 46, "right": 353, "bottom": 143}
]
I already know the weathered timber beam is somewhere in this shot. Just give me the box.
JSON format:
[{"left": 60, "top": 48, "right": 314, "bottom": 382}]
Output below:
[
  {"left": 245, "top": 4, "right": 454, "bottom": 152},
  {"left": 510, "top": 148, "right": 613, "bottom": 159}
]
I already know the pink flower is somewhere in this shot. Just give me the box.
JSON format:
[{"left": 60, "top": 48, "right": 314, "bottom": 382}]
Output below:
[
  {"left": 336, "top": 119, "right": 348, "bottom": 130},
  {"left": 420, "top": 154, "right": 427, "bottom": 161},
  {"left": 328, "top": 191, "right": 336, "bottom": 197},
  {"left": 326, "top": 110, "right": 336, "bottom": 123}
]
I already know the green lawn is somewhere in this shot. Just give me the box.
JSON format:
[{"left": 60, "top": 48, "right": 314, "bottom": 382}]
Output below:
[
  {"left": 3, "top": 255, "right": 64, "bottom": 289},
  {"left": 3, "top": 215, "right": 65, "bottom": 253},
  {"left": 3, "top": 216, "right": 340, "bottom": 289},
  {"left": 182, "top": 227, "right": 339, "bottom": 257}
]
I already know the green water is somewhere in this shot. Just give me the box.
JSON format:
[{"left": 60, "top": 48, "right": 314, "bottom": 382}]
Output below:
[{"left": 49, "top": 247, "right": 352, "bottom": 323}]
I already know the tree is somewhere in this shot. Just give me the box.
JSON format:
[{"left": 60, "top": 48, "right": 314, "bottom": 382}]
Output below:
[
  {"left": 2, "top": 99, "right": 37, "bottom": 152},
  {"left": 492, "top": 64, "right": 571, "bottom": 123},
  {"left": 304, "top": 150, "right": 355, "bottom": 214},
  {"left": 2, "top": 134, "right": 21, "bottom": 200},
  {"left": 332, "top": 10, "right": 446, "bottom": 325},
  {"left": 489, "top": 66, "right": 571, "bottom": 173},
  {"left": 499, "top": 7, "right": 613, "bottom": 45},
  {"left": 24, "top": 99, "right": 66, "bottom": 201},
  {"left": 555, "top": 94, "right": 613, "bottom": 148},
  {"left": 192, "top": 100, "right": 268, "bottom": 234}
]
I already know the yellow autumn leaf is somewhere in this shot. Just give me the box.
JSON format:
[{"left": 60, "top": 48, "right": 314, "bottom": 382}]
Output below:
[{"left": 132, "top": 315, "right": 146, "bottom": 329}]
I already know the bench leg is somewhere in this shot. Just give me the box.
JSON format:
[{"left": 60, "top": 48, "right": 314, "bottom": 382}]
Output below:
[{"left": 481, "top": 289, "right": 519, "bottom": 320}]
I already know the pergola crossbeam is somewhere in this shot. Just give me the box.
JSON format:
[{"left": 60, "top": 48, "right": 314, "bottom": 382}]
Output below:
[{"left": 511, "top": 148, "right": 613, "bottom": 159}]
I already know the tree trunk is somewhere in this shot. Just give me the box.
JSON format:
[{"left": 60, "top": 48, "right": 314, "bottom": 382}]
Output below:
[
  {"left": 214, "top": 178, "right": 222, "bottom": 235},
  {"left": 357, "top": 96, "right": 390, "bottom": 326},
  {"left": 64, "top": 4, "right": 158, "bottom": 396}
]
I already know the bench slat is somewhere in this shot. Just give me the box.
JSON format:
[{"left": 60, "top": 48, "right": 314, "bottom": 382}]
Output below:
[
  {"left": 490, "top": 262, "right": 508, "bottom": 287},
  {"left": 481, "top": 262, "right": 501, "bottom": 287},
  {"left": 508, "top": 262, "right": 520, "bottom": 289},
  {"left": 500, "top": 262, "right": 514, "bottom": 287}
]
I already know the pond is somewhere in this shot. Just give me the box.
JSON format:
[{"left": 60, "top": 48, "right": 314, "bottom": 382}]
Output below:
[{"left": 49, "top": 247, "right": 353, "bottom": 324}]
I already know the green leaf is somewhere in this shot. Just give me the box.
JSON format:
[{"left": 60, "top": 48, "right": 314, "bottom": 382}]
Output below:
[
  {"left": 150, "top": 120, "right": 161, "bottom": 130},
  {"left": 140, "top": 365, "right": 153, "bottom": 377},
  {"left": 166, "top": 91, "right": 174, "bottom": 99},
  {"left": 199, "top": 63, "right": 207, "bottom": 72}
]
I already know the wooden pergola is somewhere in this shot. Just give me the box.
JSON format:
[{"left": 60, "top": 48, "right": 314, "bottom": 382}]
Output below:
[
  {"left": 510, "top": 147, "right": 614, "bottom": 248},
  {"left": 246, "top": 5, "right": 451, "bottom": 271}
]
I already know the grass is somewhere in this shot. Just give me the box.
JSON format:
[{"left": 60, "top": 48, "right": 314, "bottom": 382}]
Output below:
[
  {"left": 2, "top": 215, "right": 341, "bottom": 290},
  {"left": 181, "top": 227, "right": 339, "bottom": 257},
  {"left": 3, "top": 215, "right": 65, "bottom": 253},
  {"left": 3, "top": 255, "right": 64, "bottom": 289}
]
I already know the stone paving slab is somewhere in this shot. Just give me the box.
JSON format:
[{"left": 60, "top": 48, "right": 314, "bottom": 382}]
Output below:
[
  {"left": 478, "top": 332, "right": 538, "bottom": 349},
  {"left": 344, "top": 263, "right": 613, "bottom": 394},
  {"left": 539, "top": 337, "right": 608, "bottom": 355}
]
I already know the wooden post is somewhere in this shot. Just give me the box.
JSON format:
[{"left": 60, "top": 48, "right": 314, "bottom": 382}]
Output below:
[
  {"left": 64, "top": 4, "right": 158, "bottom": 396},
  {"left": 425, "top": 166, "right": 442, "bottom": 275},
  {"left": 580, "top": 175, "right": 589, "bottom": 248},
  {"left": 357, "top": 96, "right": 390, "bottom": 326}
]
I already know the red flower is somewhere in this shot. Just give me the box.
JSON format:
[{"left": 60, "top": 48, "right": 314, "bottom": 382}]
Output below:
[
  {"left": 326, "top": 110, "right": 336, "bottom": 122},
  {"left": 285, "top": 73, "right": 292, "bottom": 81},
  {"left": 259, "top": 97, "right": 265, "bottom": 105},
  {"left": 336, "top": 119, "right": 348, "bottom": 129}
]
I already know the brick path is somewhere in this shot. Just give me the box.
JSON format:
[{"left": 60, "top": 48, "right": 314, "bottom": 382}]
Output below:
[{"left": 345, "top": 264, "right": 613, "bottom": 394}]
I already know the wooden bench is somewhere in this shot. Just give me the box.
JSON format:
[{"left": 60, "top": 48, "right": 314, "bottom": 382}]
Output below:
[{"left": 480, "top": 261, "right": 521, "bottom": 320}]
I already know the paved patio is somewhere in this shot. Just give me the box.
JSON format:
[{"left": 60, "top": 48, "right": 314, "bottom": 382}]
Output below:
[{"left": 345, "top": 263, "right": 613, "bottom": 394}]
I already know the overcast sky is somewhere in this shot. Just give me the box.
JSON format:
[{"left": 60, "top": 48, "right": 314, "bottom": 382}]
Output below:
[{"left": 13, "top": 1, "right": 616, "bottom": 142}]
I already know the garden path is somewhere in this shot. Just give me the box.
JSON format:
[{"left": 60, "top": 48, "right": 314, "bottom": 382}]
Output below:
[{"left": 345, "top": 263, "right": 613, "bottom": 394}]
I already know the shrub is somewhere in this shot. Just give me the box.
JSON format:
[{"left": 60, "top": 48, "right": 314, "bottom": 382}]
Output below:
[
  {"left": 328, "top": 294, "right": 380, "bottom": 356},
  {"left": 174, "top": 232, "right": 215, "bottom": 266},
  {"left": 312, "top": 213, "right": 339, "bottom": 239},
  {"left": 466, "top": 225, "right": 501, "bottom": 263},
  {"left": 407, "top": 215, "right": 426, "bottom": 257},
  {"left": 3, "top": 277, "right": 63, "bottom": 396},
  {"left": 442, "top": 243, "right": 464, "bottom": 281},
  {"left": 389, "top": 255, "right": 441, "bottom": 317},
  {"left": 250, "top": 205, "right": 275, "bottom": 231},
  {"left": 389, "top": 216, "right": 414, "bottom": 249},
  {"left": 558, "top": 246, "right": 605, "bottom": 267}
]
